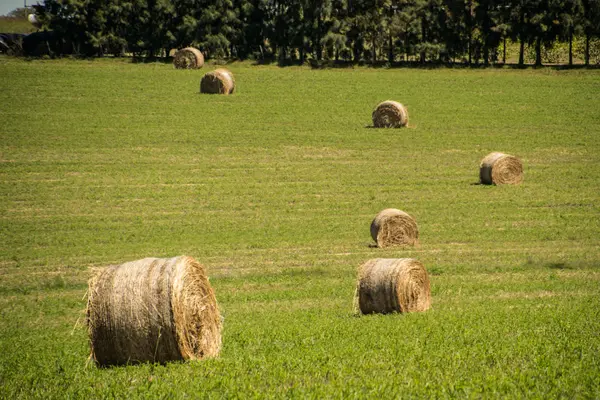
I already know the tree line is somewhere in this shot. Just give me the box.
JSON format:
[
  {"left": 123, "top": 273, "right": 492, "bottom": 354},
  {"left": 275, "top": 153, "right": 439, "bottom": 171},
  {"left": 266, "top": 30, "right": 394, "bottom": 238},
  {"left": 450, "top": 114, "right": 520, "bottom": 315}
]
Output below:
[{"left": 31, "top": 0, "right": 600, "bottom": 65}]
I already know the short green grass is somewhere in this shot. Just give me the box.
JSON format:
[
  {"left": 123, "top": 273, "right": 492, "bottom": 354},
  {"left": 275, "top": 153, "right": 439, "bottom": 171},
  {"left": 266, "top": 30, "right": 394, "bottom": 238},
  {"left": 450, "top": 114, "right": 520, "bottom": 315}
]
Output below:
[{"left": 1, "top": 56, "right": 599, "bottom": 398}]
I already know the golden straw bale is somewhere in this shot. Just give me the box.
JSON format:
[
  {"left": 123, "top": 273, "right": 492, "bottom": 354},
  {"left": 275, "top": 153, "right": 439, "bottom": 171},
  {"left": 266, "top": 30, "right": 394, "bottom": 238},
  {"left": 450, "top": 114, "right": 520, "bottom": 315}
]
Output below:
[
  {"left": 214, "top": 68, "right": 235, "bottom": 93},
  {"left": 372, "top": 101, "right": 409, "bottom": 128},
  {"left": 370, "top": 208, "right": 419, "bottom": 248},
  {"left": 200, "top": 68, "right": 235, "bottom": 95},
  {"left": 87, "top": 256, "right": 222, "bottom": 366},
  {"left": 173, "top": 47, "right": 204, "bottom": 69},
  {"left": 479, "top": 152, "right": 524, "bottom": 185},
  {"left": 354, "top": 258, "right": 431, "bottom": 315}
]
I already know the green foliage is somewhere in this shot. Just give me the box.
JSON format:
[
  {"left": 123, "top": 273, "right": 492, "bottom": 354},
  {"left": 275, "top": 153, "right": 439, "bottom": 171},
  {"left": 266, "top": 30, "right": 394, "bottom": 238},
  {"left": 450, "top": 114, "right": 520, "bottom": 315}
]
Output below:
[
  {"left": 17, "top": 0, "right": 600, "bottom": 64},
  {"left": 1, "top": 57, "right": 600, "bottom": 397}
]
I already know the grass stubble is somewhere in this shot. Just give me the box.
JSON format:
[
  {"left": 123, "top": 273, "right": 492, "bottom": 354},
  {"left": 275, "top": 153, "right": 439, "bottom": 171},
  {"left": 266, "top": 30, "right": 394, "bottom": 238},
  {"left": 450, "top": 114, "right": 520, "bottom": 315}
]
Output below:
[{"left": 0, "top": 56, "right": 599, "bottom": 398}]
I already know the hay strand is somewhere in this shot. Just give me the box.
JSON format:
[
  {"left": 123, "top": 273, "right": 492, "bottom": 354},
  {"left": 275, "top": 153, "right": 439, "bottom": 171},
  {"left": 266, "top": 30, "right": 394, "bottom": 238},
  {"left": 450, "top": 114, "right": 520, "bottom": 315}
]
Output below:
[
  {"left": 354, "top": 258, "right": 431, "bottom": 315},
  {"left": 372, "top": 101, "right": 409, "bottom": 128},
  {"left": 479, "top": 152, "right": 523, "bottom": 185},
  {"left": 200, "top": 68, "right": 235, "bottom": 95},
  {"left": 173, "top": 47, "right": 204, "bottom": 69},
  {"left": 87, "top": 256, "right": 221, "bottom": 366},
  {"left": 370, "top": 208, "right": 419, "bottom": 248}
]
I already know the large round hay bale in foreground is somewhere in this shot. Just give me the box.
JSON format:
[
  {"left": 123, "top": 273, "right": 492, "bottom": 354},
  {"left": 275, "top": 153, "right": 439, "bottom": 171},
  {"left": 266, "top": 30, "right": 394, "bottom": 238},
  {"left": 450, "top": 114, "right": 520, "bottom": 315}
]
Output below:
[
  {"left": 370, "top": 208, "right": 419, "bottom": 248},
  {"left": 479, "top": 152, "right": 523, "bottom": 185},
  {"left": 87, "top": 256, "right": 222, "bottom": 366},
  {"left": 372, "top": 100, "right": 408, "bottom": 128},
  {"left": 355, "top": 258, "right": 431, "bottom": 315},
  {"left": 200, "top": 68, "right": 235, "bottom": 94},
  {"left": 173, "top": 47, "right": 204, "bottom": 69}
]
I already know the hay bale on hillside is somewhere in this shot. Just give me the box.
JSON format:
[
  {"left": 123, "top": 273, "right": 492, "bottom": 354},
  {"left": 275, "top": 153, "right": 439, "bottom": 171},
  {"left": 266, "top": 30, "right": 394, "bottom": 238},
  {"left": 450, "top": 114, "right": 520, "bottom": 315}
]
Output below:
[
  {"left": 200, "top": 68, "right": 235, "bottom": 94},
  {"left": 173, "top": 47, "right": 204, "bottom": 69},
  {"left": 479, "top": 152, "right": 523, "bottom": 185},
  {"left": 372, "top": 101, "right": 408, "bottom": 128},
  {"left": 87, "top": 256, "right": 222, "bottom": 366},
  {"left": 354, "top": 258, "right": 431, "bottom": 315},
  {"left": 370, "top": 208, "right": 419, "bottom": 248}
]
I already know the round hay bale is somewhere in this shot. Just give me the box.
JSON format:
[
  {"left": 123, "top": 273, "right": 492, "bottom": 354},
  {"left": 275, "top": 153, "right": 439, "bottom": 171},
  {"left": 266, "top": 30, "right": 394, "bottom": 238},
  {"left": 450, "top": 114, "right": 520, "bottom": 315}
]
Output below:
[
  {"left": 214, "top": 68, "right": 235, "bottom": 93},
  {"left": 354, "top": 258, "right": 431, "bottom": 315},
  {"left": 87, "top": 256, "right": 222, "bottom": 366},
  {"left": 479, "top": 152, "right": 523, "bottom": 185},
  {"left": 200, "top": 68, "right": 235, "bottom": 95},
  {"left": 370, "top": 208, "right": 419, "bottom": 248},
  {"left": 173, "top": 47, "right": 204, "bottom": 69},
  {"left": 372, "top": 100, "right": 409, "bottom": 128}
]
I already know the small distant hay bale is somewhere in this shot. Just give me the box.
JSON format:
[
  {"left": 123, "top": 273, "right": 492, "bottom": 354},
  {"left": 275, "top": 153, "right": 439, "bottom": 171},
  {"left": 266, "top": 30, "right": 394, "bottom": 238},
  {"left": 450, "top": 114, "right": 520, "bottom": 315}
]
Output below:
[
  {"left": 173, "top": 47, "right": 204, "bottom": 69},
  {"left": 87, "top": 256, "right": 222, "bottom": 366},
  {"left": 372, "top": 101, "right": 408, "bottom": 128},
  {"left": 200, "top": 68, "right": 235, "bottom": 95},
  {"left": 354, "top": 258, "right": 431, "bottom": 314},
  {"left": 479, "top": 152, "right": 523, "bottom": 185},
  {"left": 370, "top": 208, "right": 419, "bottom": 248}
]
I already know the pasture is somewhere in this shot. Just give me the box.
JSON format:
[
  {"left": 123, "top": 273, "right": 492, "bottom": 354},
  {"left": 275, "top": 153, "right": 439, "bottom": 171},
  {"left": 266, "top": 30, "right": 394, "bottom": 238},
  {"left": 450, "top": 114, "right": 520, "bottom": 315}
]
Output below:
[{"left": 1, "top": 56, "right": 599, "bottom": 398}]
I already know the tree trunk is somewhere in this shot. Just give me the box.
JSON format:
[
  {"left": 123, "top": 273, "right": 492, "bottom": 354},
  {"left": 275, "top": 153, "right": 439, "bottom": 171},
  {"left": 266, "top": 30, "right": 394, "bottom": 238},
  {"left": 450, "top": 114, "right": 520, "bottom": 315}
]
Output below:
[
  {"left": 420, "top": 17, "right": 426, "bottom": 64},
  {"left": 483, "top": 45, "right": 489, "bottom": 66},
  {"left": 372, "top": 37, "right": 376, "bottom": 64},
  {"left": 482, "top": 5, "right": 490, "bottom": 66},
  {"left": 535, "top": 36, "right": 542, "bottom": 66},
  {"left": 317, "top": 15, "right": 323, "bottom": 61},
  {"left": 519, "top": 38, "right": 524, "bottom": 66},
  {"left": 353, "top": 38, "right": 361, "bottom": 62},
  {"left": 388, "top": 33, "right": 394, "bottom": 64},
  {"left": 568, "top": 31, "right": 573, "bottom": 66},
  {"left": 585, "top": 34, "right": 590, "bottom": 66},
  {"left": 468, "top": 33, "right": 472, "bottom": 65}
]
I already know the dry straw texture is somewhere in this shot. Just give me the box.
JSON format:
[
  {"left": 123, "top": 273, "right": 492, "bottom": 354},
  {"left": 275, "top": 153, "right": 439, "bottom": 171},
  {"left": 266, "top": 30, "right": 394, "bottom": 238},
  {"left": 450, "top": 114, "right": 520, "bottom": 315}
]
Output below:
[
  {"left": 370, "top": 208, "right": 419, "bottom": 248},
  {"left": 372, "top": 100, "right": 409, "bottom": 128},
  {"left": 200, "top": 68, "right": 235, "bottom": 94},
  {"left": 87, "top": 256, "right": 222, "bottom": 367},
  {"left": 479, "top": 152, "right": 524, "bottom": 185},
  {"left": 354, "top": 258, "right": 431, "bottom": 315},
  {"left": 173, "top": 47, "right": 204, "bottom": 69}
]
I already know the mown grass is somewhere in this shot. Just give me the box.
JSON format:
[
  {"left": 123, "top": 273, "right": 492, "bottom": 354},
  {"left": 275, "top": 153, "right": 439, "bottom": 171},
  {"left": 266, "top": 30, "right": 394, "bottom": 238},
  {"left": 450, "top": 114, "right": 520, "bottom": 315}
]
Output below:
[{"left": 1, "top": 56, "right": 599, "bottom": 398}]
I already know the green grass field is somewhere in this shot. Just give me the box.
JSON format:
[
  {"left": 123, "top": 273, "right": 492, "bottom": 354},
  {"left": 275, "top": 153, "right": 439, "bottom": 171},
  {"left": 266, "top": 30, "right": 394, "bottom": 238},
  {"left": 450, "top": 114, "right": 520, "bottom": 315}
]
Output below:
[{"left": 1, "top": 56, "right": 599, "bottom": 398}]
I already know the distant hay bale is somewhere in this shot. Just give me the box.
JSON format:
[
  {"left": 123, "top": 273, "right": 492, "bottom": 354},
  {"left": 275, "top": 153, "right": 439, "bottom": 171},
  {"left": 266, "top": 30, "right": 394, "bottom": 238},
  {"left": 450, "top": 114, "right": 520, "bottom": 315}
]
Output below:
[
  {"left": 354, "top": 258, "right": 431, "bottom": 315},
  {"left": 479, "top": 152, "right": 523, "bottom": 185},
  {"left": 200, "top": 68, "right": 235, "bottom": 95},
  {"left": 214, "top": 68, "right": 236, "bottom": 93},
  {"left": 173, "top": 47, "right": 204, "bottom": 69},
  {"left": 372, "top": 101, "right": 408, "bottom": 128},
  {"left": 370, "top": 208, "right": 419, "bottom": 248},
  {"left": 87, "top": 256, "right": 222, "bottom": 366}
]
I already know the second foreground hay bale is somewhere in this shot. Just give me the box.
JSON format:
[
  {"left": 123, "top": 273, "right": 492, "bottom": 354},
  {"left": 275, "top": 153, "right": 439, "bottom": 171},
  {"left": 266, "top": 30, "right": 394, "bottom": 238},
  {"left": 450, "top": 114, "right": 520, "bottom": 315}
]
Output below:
[
  {"left": 200, "top": 68, "right": 235, "bottom": 94},
  {"left": 354, "top": 258, "right": 431, "bottom": 314},
  {"left": 173, "top": 47, "right": 204, "bottom": 69},
  {"left": 479, "top": 152, "right": 523, "bottom": 185},
  {"left": 370, "top": 208, "right": 419, "bottom": 248},
  {"left": 87, "top": 256, "right": 222, "bottom": 366},
  {"left": 372, "top": 101, "right": 409, "bottom": 128}
]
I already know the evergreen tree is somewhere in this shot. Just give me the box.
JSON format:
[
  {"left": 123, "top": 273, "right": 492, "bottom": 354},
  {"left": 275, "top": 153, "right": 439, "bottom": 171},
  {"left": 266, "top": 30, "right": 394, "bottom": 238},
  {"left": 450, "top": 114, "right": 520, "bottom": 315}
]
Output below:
[
  {"left": 580, "top": 0, "right": 600, "bottom": 65},
  {"left": 393, "top": 0, "right": 421, "bottom": 62},
  {"left": 194, "top": 0, "right": 239, "bottom": 59}
]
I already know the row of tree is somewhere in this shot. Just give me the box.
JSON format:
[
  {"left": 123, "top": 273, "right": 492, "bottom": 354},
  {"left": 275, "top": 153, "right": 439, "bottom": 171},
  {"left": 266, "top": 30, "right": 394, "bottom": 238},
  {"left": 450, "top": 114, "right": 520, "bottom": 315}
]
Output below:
[{"left": 32, "top": 0, "right": 600, "bottom": 65}]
